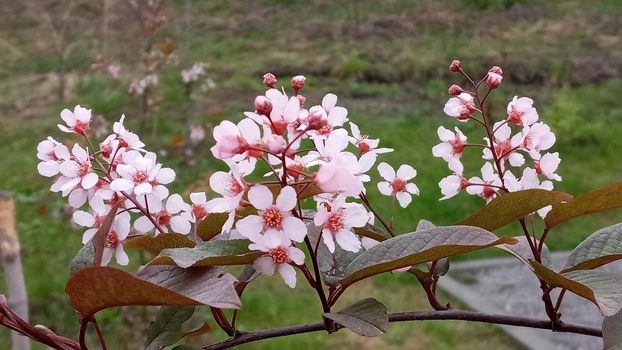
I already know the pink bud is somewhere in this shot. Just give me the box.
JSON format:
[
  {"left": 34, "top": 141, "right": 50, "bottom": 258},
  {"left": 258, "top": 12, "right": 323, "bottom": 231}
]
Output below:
[
  {"left": 448, "top": 84, "right": 463, "bottom": 96},
  {"left": 264, "top": 134, "right": 287, "bottom": 154},
  {"left": 296, "top": 94, "right": 306, "bottom": 108},
  {"left": 263, "top": 73, "right": 277, "bottom": 88},
  {"left": 449, "top": 60, "right": 462, "bottom": 72},
  {"left": 291, "top": 75, "right": 306, "bottom": 91},
  {"left": 489, "top": 66, "right": 503, "bottom": 76},
  {"left": 254, "top": 95, "right": 273, "bottom": 116},
  {"left": 486, "top": 72, "right": 503, "bottom": 89}
]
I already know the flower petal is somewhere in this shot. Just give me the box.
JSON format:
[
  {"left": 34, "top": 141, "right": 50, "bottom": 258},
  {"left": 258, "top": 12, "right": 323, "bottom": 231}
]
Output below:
[
  {"left": 248, "top": 185, "right": 273, "bottom": 210},
  {"left": 282, "top": 217, "right": 307, "bottom": 242}
]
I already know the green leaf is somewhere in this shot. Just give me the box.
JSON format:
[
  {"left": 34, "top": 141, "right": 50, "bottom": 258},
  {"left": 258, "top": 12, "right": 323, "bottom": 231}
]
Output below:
[
  {"left": 531, "top": 261, "right": 622, "bottom": 317},
  {"left": 603, "top": 311, "right": 622, "bottom": 350},
  {"left": 65, "top": 266, "right": 240, "bottom": 317},
  {"left": 125, "top": 233, "right": 196, "bottom": 256},
  {"left": 196, "top": 213, "right": 230, "bottom": 241},
  {"left": 338, "top": 226, "right": 517, "bottom": 288},
  {"left": 70, "top": 243, "right": 94, "bottom": 275},
  {"left": 145, "top": 307, "right": 194, "bottom": 350},
  {"left": 353, "top": 225, "right": 387, "bottom": 242},
  {"left": 457, "top": 189, "right": 571, "bottom": 231},
  {"left": 562, "top": 222, "right": 622, "bottom": 273},
  {"left": 545, "top": 182, "right": 622, "bottom": 229},
  {"left": 323, "top": 298, "right": 388, "bottom": 337},
  {"left": 498, "top": 236, "right": 552, "bottom": 269},
  {"left": 149, "top": 240, "right": 262, "bottom": 268}
]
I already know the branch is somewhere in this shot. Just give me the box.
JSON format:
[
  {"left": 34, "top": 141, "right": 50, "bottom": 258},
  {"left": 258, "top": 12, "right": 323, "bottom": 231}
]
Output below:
[{"left": 202, "top": 309, "right": 602, "bottom": 350}]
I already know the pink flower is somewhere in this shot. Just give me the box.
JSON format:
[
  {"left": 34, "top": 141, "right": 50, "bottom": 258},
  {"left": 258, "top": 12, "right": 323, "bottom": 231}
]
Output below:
[
  {"left": 448, "top": 84, "right": 463, "bottom": 96},
  {"left": 210, "top": 119, "right": 262, "bottom": 160},
  {"left": 110, "top": 152, "right": 175, "bottom": 196},
  {"left": 113, "top": 115, "right": 145, "bottom": 149},
  {"left": 348, "top": 122, "right": 393, "bottom": 154},
  {"left": 314, "top": 154, "right": 364, "bottom": 197},
  {"left": 439, "top": 158, "right": 467, "bottom": 200},
  {"left": 432, "top": 126, "right": 467, "bottom": 161},
  {"left": 483, "top": 121, "right": 525, "bottom": 167},
  {"left": 57, "top": 105, "right": 92, "bottom": 135},
  {"left": 507, "top": 96, "right": 538, "bottom": 126},
  {"left": 535, "top": 152, "right": 562, "bottom": 181},
  {"left": 449, "top": 60, "right": 462, "bottom": 72},
  {"left": 101, "top": 213, "right": 131, "bottom": 266},
  {"left": 235, "top": 185, "right": 307, "bottom": 242},
  {"left": 249, "top": 230, "right": 305, "bottom": 288},
  {"left": 291, "top": 75, "right": 306, "bottom": 92},
  {"left": 37, "top": 138, "right": 70, "bottom": 177},
  {"left": 377, "top": 162, "right": 419, "bottom": 208},
  {"left": 58, "top": 144, "right": 99, "bottom": 193},
  {"left": 72, "top": 196, "right": 111, "bottom": 243},
  {"left": 466, "top": 163, "right": 502, "bottom": 201},
  {"left": 443, "top": 93, "right": 475, "bottom": 121},
  {"left": 314, "top": 196, "right": 368, "bottom": 253},
  {"left": 303, "top": 94, "right": 348, "bottom": 137},
  {"left": 520, "top": 122, "right": 556, "bottom": 158},
  {"left": 134, "top": 194, "right": 192, "bottom": 234}
]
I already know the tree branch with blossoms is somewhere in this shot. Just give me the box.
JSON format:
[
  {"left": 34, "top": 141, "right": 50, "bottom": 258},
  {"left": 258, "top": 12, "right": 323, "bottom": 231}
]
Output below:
[{"left": 8, "top": 62, "right": 622, "bottom": 349}]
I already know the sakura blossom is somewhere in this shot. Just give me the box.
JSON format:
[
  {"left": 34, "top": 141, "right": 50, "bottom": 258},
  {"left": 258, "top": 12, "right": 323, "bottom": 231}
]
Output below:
[
  {"left": 482, "top": 121, "right": 525, "bottom": 167},
  {"left": 466, "top": 162, "right": 502, "bottom": 201},
  {"left": 210, "top": 119, "right": 263, "bottom": 161},
  {"left": 377, "top": 162, "right": 420, "bottom": 208},
  {"left": 235, "top": 185, "right": 307, "bottom": 243},
  {"left": 134, "top": 194, "right": 192, "bottom": 234},
  {"left": 535, "top": 152, "right": 562, "bottom": 181},
  {"left": 72, "top": 196, "right": 111, "bottom": 244},
  {"left": 101, "top": 212, "right": 132, "bottom": 266},
  {"left": 57, "top": 105, "right": 92, "bottom": 135},
  {"left": 507, "top": 96, "right": 539, "bottom": 126},
  {"left": 438, "top": 158, "right": 467, "bottom": 200},
  {"left": 432, "top": 126, "right": 468, "bottom": 161},
  {"left": 313, "top": 196, "right": 368, "bottom": 253},
  {"left": 348, "top": 122, "right": 393, "bottom": 154},
  {"left": 249, "top": 230, "right": 304, "bottom": 288},
  {"left": 443, "top": 93, "right": 475, "bottom": 121},
  {"left": 37, "top": 138, "right": 69, "bottom": 177},
  {"left": 521, "top": 122, "right": 556, "bottom": 158},
  {"left": 110, "top": 152, "right": 175, "bottom": 196},
  {"left": 58, "top": 144, "right": 99, "bottom": 193}
]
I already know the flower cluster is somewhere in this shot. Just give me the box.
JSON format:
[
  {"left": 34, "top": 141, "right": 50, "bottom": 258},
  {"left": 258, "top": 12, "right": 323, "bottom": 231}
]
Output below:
[
  {"left": 37, "top": 107, "right": 222, "bottom": 266},
  {"left": 37, "top": 74, "right": 419, "bottom": 288},
  {"left": 181, "top": 63, "right": 206, "bottom": 84},
  {"left": 434, "top": 62, "right": 561, "bottom": 216}
]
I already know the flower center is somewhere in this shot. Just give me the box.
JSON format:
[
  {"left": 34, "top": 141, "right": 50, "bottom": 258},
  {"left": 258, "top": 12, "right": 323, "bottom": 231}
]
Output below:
[
  {"left": 133, "top": 171, "right": 148, "bottom": 183},
  {"left": 268, "top": 247, "right": 288, "bottom": 264},
  {"left": 495, "top": 140, "right": 512, "bottom": 158},
  {"left": 228, "top": 179, "right": 244, "bottom": 196},
  {"left": 482, "top": 183, "right": 497, "bottom": 199},
  {"left": 106, "top": 231, "right": 119, "bottom": 248},
  {"left": 73, "top": 121, "right": 90, "bottom": 135},
  {"left": 78, "top": 163, "right": 91, "bottom": 176},
  {"left": 358, "top": 141, "right": 370, "bottom": 153},
  {"left": 450, "top": 138, "right": 465, "bottom": 154},
  {"left": 327, "top": 213, "right": 343, "bottom": 233},
  {"left": 508, "top": 108, "right": 523, "bottom": 125},
  {"left": 534, "top": 160, "right": 542, "bottom": 174},
  {"left": 262, "top": 207, "right": 283, "bottom": 229},
  {"left": 318, "top": 125, "right": 332, "bottom": 135},
  {"left": 100, "top": 143, "right": 113, "bottom": 158},
  {"left": 391, "top": 179, "right": 407, "bottom": 193},
  {"left": 94, "top": 215, "right": 104, "bottom": 227},
  {"left": 156, "top": 210, "right": 171, "bottom": 226},
  {"left": 271, "top": 121, "right": 288, "bottom": 136},
  {"left": 247, "top": 143, "right": 265, "bottom": 158},
  {"left": 192, "top": 204, "right": 208, "bottom": 222}
]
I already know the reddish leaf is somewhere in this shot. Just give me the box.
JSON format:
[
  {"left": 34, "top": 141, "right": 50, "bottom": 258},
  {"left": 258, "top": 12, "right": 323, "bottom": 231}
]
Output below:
[
  {"left": 125, "top": 233, "right": 196, "bottom": 255},
  {"left": 66, "top": 266, "right": 240, "bottom": 318},
  {"left": 149, "top": 240, "right": 262, "bottom": 268},
  {"left": 458, "top": 189, "right": 571, "bottom": 231},
  {"left": 545, "top": 182, "right": 622, "bottom": 229}
]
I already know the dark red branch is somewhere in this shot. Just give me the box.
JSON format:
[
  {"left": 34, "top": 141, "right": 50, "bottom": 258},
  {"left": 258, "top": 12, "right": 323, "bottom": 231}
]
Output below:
[{"left": 202, "top": 309, "right": 602, "bottom": 350}]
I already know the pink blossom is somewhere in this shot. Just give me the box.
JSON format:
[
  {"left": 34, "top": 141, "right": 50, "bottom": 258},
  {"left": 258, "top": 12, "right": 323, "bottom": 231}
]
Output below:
[
  {"left": 432, "top": 126, "right": 468, "bottom": 161},
  {"left": 314, "top": 196, "right": 368, "bottom": 253},
  {"left": 101, "top": 212, "right": 131, "bottom": 266},
  {"left": 113, "top": 115, "right": 145, "bottom": 149},
  {"left": 249, "top": 230, "right": 304, "bottom": 288},
  {"left": 448, "top": 84, "right": 463, "bottom": 96},
  {"left": 210, "top": 119, "right": 263, "bottom": 160},
  {"left": 449, "top": 60, "right": 462, "bottom": 72},
  {"left": 443, "top": 93, "right": 475, "bottom": 121},
  {"left": 535, "top": 152, "right": 562, "bottom": 181},
  {"left": 439, "top": 158, "right": 467, "bottom": 200},
  {"left": 520, "top": 122, "right": 556, "bottom": 158},
  {"left": 507, "top": 96, "right": 538, "bottom": 126},
  {"left": 377, "top": 162, "right": 419, "bottom": 208},
  {"left": 134, "top": 194, "right": 192, "bottom": 234},
  {"left": 314, "top": 154, "right": 364, "bottom": 197},
  {"left": 58, "top": 144, "right": 99, "bottom": 193},
  {"left": 72, "top": 196, "right": 111, "bottom": 243},
  {"left": 110, "top": 152, "right": 175, "bottom": 196},
  {"left": 483, "top": 121, "right": 525, "bottom": 167},
  {"left": 57, "top": 105, "right": 92, "bottom": 135},
  {"left": 486, "top": 71, "right": 503, "bottom": 89},
  {"left": 37, "top": 138, "right": 70, "bottom": 177},
  {"left": 466, "top": 163, "right": 502, "bottom": 201},
  {"left": 263, "top": 72, "right": 277, "bottom": 88},
  {"left": 349, "top": 122, "right": 393, "bottom": 154},
  {"left": 303, "top": 94, "right": 348, "bottom": 138},
  {"left": 291, "top": 75, "right": 306, "bottom": 92},
  {"left": 235, "top": 185, "right": 307, "bottom": 243}
]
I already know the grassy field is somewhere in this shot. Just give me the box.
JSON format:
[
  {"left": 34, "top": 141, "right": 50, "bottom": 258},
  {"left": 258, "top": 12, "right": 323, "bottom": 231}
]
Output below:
[{"left": 0, "top": 0, "right": 621, "bottom": 348}]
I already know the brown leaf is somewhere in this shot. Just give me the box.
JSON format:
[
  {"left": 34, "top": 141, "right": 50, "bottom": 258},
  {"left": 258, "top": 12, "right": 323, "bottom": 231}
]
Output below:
[
  {"left": 545, "top": 182, "right": 622, "bottom": 229},
  {"left": 65, "top": 266, "right": 240, "bottom": 318},
  {"left": 125, "top": 233, "right": 196, "bottom": 256},
  {"left": 458, "top": 189, "right": 571, "bottom": 231}
]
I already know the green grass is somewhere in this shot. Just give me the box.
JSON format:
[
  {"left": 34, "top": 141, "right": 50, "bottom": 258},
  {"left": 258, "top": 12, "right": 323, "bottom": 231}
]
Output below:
[{"left": 1, "top": 0, "right": 622, "bottom": 348}]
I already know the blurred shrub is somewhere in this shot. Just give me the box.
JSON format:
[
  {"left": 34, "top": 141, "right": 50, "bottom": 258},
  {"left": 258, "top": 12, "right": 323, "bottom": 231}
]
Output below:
[{"left": 461, "top": 0, "right": 525, "bottom": 10}]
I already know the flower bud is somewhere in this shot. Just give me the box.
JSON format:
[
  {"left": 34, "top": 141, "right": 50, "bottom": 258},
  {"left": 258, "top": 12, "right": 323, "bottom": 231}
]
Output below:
[
  {"left": 296, "top": 94, "right": 306, "bottom": 108},
  {"left": 489, "top": 66, "right": 503, "bottom": 76},
  {"left": 291, "top": 75, "right": 306, "bottom": 92},
  {"left": 449, "top": 60, "right": 462, "bottom": 72},
  {"left": 486, "top": 72, "right": 503, "bottom": 89},
  {"left": 263, "top": 73, "right": 277, "bottom": 88},
  {"left": 254, "top": 95, "right": 273, "bottom": 116},
  {"left": 448, "top": 84, "right": 463, "bottom": 96}
]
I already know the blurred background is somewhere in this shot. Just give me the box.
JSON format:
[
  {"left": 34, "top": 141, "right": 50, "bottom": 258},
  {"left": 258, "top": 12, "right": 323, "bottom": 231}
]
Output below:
[{"left": 0, "top": 0, "right": 621, "bottom": 349}]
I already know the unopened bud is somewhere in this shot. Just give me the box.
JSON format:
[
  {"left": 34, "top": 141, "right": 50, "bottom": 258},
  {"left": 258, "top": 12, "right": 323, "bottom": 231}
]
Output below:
[
  {"left": 291, "top": 75, "right": 306, "bottom": 92},
  {"left": 254, "top": 95, "right": 273, "bottom": 116},
  {"left": 448, "top": 84, "right": 463, "bottom": 96},
  {"left": 296, "top": 94, "right": 306, "bottom": 108},
  {"left": 486, "top": 72, "right": 503, "bottom": 89},
  {"left": 449, "top": 60, "right": 462, "bottom": 72},
  {"left": 489, "top": 66, "right": 503, "bottom": 76},
  {"left": 263, "top": 73, "right": 277, "bottom": 88}
]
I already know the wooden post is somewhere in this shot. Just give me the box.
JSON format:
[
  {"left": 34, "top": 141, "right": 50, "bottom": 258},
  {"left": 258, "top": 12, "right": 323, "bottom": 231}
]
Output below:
[{"left": 0, "top": 193, "right": 30, "bottom": 350}]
